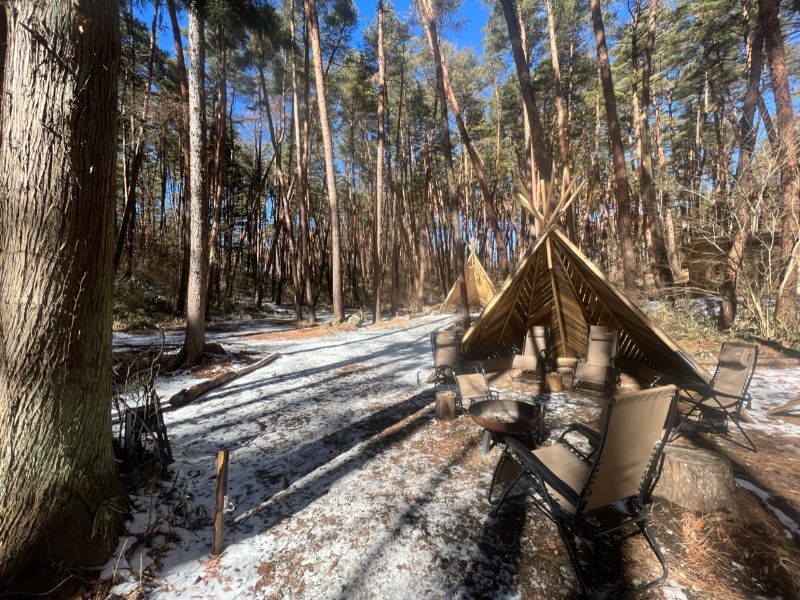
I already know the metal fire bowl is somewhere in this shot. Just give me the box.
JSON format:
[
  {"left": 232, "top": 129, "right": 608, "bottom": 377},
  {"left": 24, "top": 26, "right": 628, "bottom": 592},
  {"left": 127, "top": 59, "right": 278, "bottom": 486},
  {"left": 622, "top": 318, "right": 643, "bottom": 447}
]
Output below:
[{"left": 468, "top": 400, "right": 542, "bottom": 434}]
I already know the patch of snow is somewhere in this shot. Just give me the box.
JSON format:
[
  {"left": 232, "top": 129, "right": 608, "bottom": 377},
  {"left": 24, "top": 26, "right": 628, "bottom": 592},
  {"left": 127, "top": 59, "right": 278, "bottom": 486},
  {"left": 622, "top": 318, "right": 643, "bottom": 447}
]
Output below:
[{"left": 100, "top": 313, "right": 800, "bottom": 599}]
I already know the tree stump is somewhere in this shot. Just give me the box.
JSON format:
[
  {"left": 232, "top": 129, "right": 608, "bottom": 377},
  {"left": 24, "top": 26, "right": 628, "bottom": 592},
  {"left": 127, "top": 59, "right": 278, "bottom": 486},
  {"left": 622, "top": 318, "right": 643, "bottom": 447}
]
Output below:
[
  {"left": 435, "top": 390, "right": 457, "bottom": 421},
  {"left": 545, "top": 373, "right": 564, "bottom": 392},
  {"left": 653, "top": 445, "right": 735, "bottom": 513}
]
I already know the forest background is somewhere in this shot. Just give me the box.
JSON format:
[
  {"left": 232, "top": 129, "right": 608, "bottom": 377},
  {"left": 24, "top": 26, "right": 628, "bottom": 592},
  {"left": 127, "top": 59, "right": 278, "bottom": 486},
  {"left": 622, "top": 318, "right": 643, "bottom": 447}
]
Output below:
[{"left": 115, "top": 0, "right": 800, "bottom": 353}]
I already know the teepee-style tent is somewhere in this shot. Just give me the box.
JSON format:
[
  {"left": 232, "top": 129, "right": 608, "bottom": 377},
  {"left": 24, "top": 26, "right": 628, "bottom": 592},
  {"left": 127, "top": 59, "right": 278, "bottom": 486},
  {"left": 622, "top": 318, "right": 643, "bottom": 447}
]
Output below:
[
  {"left": 460, "top": 225, "right": 711, "bottom": 385},
  {"left": 440, "top": 250, "right": 497, "bottom": 313}
]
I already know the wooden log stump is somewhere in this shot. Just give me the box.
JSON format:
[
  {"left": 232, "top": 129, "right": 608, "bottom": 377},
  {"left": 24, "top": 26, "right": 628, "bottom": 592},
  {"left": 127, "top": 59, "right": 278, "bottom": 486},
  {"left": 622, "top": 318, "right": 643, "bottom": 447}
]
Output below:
[
  {"left": 545, "top": 373, "right": 563, "bottom": 392},
  {"left": 435, "top": 390, "right": 457, "bottom": 421},
  {"left": 653, "top": 445, "right": 735, "bottom": 513}
]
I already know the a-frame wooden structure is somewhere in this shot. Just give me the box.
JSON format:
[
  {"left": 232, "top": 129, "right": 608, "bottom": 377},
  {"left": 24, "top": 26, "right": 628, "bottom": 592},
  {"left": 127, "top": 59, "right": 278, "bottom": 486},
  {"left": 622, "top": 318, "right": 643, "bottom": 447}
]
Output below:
[
  {"left": 460, "top": 181, "right": 711, "bottom": 385},
  {"left": 440, "top": 250, "right": 497, "bottom": 313}
]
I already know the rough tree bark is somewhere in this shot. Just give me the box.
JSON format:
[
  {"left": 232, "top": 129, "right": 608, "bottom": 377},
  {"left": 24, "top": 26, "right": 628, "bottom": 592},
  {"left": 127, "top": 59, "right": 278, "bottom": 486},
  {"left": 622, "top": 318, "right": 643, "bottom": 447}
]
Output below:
[
  {"left": 183, "top": 7, "right": 209, "bottom": 366},
  {"left": 0, "top": 0, "right": 124, "bottom": 586},
  {"left": 590, "top": 0, "right": 638, "bottom": 296}
]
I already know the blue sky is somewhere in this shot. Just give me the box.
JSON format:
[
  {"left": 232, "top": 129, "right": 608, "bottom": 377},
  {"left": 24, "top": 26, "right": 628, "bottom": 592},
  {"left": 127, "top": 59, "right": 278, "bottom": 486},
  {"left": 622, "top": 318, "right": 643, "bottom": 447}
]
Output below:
[{"left": 351, "top": 0, "right": 490, "bottom": 54}]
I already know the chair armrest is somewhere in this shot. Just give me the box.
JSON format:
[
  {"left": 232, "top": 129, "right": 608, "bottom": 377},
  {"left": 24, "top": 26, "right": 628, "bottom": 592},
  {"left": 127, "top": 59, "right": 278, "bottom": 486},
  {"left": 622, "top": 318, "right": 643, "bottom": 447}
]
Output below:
[
  {"left": 503, "top": 438, "right": 582, "bottom": 506},
  {"left": 556, "top": 423, "right": 601, "bottom": 458}
]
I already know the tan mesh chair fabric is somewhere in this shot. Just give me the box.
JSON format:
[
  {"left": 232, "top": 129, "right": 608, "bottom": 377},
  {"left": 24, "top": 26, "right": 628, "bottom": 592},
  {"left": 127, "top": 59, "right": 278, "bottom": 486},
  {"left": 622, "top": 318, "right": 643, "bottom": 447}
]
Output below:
[
  {"left": 707, "top": 343, "right": 756, "bottom": 405},
  {"left": 431, "top": 331, "right": 461, "bottom": 381},
  {"left": 571, "top": 325, "right": 619, "bottom": 396},
  {"left": 582, "top": 386, "right": 675, "bottom": 511},
  {"left": 510, "top": 325, "right": 550, "bottom": 382},
  {"left": 488, "top": 385, "right": 678, "bottom": 598},
  {"left": 455, "top": 372, "right": 494, "bottom": 405}
]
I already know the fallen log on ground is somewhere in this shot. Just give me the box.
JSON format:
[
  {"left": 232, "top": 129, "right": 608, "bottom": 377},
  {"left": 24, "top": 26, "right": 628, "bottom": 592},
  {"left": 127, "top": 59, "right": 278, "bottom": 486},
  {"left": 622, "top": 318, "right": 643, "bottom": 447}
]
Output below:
[
  {"left": 767, "top": 395, "right": 800, "bottom": 416},
  {"left": 169, "top": 353, "right": 279, "bottom": 408}
]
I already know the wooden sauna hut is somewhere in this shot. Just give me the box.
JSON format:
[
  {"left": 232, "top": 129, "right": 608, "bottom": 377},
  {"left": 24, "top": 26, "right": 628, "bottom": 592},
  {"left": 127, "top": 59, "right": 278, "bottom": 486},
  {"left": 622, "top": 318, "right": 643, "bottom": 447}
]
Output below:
[
  {"left": 460, "top": 227, "right": 712, "bottom": 387},
  {"left": 440, "top": 250, "right": 497, "bottom": 313}
]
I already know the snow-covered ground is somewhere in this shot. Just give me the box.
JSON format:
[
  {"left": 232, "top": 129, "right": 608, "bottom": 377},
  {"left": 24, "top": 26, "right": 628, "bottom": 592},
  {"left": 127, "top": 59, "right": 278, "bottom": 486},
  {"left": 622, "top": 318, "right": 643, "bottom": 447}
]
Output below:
[{"left": 103, "top": 313, "right": 800, "bottom": 599}]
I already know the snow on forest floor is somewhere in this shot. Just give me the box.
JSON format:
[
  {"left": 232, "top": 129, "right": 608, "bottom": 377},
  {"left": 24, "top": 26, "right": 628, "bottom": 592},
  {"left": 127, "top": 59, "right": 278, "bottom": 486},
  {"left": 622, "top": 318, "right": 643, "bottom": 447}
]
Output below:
[{"left": 102, "top": 313, "right": 800, "bottom": 600}]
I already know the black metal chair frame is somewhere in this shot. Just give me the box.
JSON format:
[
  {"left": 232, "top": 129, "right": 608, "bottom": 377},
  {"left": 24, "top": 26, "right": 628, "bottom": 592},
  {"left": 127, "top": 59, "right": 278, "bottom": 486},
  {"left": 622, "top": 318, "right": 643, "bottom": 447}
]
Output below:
[{"left": 488, "top": 386, "right": 679, "bottom": 599}]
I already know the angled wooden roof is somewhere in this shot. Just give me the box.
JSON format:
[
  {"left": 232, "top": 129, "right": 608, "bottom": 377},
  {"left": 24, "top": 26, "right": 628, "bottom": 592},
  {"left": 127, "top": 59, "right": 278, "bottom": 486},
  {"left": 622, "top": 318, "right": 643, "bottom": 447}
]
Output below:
[
  {"left": 460, "top": 227, "right": 710, "bottom": 384},
  {"left": 440, "top": 251, "right": 497, "bottom": 313}
]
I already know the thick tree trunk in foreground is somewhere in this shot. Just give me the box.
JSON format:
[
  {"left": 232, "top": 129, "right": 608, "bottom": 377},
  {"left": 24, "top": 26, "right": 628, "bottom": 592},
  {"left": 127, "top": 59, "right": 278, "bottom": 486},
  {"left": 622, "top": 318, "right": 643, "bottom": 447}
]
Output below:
[
  {"left": 304, "top": 0, "right": 345, "bottom": 323},
  {"left": 0, "top": 0, "right": 123, "bottom": 586},
  {"left": 183, "top": 9, "right": 209, "bottom": 365},
  {"left": 590, "top": 0, "right": 638, "bottom": 296},
  {"left": 759, "top": 0, "right": 799, "bottom": 325}
]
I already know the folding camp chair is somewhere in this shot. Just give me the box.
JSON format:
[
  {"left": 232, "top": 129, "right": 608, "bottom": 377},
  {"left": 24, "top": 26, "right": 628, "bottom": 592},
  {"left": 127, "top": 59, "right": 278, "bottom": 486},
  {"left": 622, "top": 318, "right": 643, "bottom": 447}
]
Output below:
[
  {"left": 510, "top": 325, "right": 550, "bottom": 383},
  {"left": 488, "top": 385, "right": 679, "bottom": 599},
  {"left": 430, "top": 330, "right": 461, "bottom": 385},
  {"left": 454, "top": 366, "right": 499, "bottom": 412},
  {"left": 571, "top": 325, "right": 620, "bottom": 396},
  {"left": 672, "top": 341, "right": 758, "bottom": 452}
]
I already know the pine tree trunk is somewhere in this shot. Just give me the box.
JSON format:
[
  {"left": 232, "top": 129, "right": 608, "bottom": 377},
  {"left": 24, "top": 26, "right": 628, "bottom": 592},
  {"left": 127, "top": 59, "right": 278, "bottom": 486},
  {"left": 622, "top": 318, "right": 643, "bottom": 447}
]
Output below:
[
  {"left": 418, "top": 0, "right": 508, "bottom": 274},
  {"left": 758, "top": 0, "right": 799, "bottom": 325},
  {"left": 167, "top": 0, "right": 192, "bottom": 315},
  {"left": 719, "top": 19, "right": 764, "bottom": 329},
  {"left": 114, "top": 0, "right": 160, "bottom": 274},
  {"left": 183, "top": 9, "right": 209, "bottom": 366},
  {"left": 417, "top": 0, "right": 470, "bottom": 327},
  {"left": 208, "top": 30, "right": 228, "bottom": 312},
  {"left": 590, "top": 0, "right": 638, "bottom": 296},
  {"left": 0, "top": 1, "right": 124, "bottom": 586},
  {"left": 373, "top": 0, "right": 386, "bottom": 323},
  {"left": 304, "top": 0, "right": 345, "bottom": 322},
  {"left": 498, "top": 0, "right": 553, "bottom": 190},
  {"left": 544, "top": 0, "right": 575, "bottom": 240},
  {"left": 638, "top": 0, "right": 674, "bottom": 292}
]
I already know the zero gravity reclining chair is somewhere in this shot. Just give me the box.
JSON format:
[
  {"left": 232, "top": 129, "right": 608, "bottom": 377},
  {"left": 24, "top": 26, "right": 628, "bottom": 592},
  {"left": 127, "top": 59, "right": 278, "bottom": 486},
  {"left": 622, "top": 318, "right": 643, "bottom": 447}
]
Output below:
[
  {"left": 488, "top": 385, "right": 679, "bottom": 599},
  {"left": 571, "top": 325, "right": 620, "bottom": 396},
  {"left": 510, "top": 326, "right": 551, "bottom": 384},
  {"left": 430, "top": 330, "right": 496, "bottom": 411},
  {"left": 671, "top": 341, "right": 759, "bottom": 451}
]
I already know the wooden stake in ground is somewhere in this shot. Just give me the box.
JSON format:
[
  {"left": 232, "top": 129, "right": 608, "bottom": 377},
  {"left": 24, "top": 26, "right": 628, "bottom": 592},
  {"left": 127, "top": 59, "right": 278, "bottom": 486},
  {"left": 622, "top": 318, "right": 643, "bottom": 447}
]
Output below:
[
  {"left": 169, "top": 353, "right": 279, "bottom": 408},
  {"left": 212, "top": 449, "right": 230, "bottom": 556}
]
